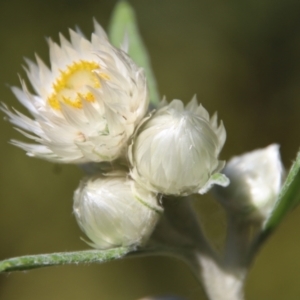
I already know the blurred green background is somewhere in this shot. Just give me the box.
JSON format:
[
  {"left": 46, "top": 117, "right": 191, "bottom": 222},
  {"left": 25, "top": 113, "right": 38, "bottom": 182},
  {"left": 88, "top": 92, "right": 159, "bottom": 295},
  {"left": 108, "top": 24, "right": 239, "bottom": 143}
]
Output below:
[{"left": 1, "top": 0, "right": 300, "bottom": 299}]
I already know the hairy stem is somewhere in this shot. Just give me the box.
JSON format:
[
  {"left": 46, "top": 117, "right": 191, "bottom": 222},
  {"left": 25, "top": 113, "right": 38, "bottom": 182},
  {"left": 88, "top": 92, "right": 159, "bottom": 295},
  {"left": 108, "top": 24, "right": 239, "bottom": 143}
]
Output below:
[{"left": 0, "top": 247, "right": 130, "bottom": 273}]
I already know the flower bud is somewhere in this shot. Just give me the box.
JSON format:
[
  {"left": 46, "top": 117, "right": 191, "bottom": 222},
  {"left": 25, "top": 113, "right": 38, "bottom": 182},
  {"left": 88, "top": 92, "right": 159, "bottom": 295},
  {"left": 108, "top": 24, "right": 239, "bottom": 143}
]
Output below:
[
  {"left": 73, "top": 171, "right": 163, "bottom": 249},
  {"left": 214, "top": 144, "right": 284, "bottom": 222},
  {"left": 128, "top": 97, "right": 229, "bottom": 196}
]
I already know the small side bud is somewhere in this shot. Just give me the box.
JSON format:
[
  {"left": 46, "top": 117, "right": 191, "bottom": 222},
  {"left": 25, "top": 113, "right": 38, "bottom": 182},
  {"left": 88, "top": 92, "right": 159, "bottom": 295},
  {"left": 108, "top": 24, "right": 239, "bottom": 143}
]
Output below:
[
  {"left": 215, "top": 144, "right": 284, "bottom": 222},
  {"left": 73, "top": 171, "right": 163, "bottom": 249},
  {"left": 129, "top": 97, "right": 229, "bottom": 196}
]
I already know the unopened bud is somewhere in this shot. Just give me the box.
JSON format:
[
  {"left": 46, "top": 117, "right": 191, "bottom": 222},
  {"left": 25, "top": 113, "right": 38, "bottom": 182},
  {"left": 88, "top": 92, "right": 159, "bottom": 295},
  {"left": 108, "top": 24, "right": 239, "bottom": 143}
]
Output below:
[
  {"left": 215, "top": 144, "right": 284, "bottom": 222},
  {"left": 73, "top": 171, "right": 163, "bottom": 249},
  {"left": 129, "top": 97, "right": 229, "bottom": 196}
]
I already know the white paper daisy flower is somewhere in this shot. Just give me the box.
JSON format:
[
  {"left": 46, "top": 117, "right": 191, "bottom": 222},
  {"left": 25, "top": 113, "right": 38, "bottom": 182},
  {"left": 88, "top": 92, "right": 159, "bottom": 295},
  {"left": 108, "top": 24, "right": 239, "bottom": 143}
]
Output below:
[{"left": 2, "top": 20, "right": 148, "bottom": 163}]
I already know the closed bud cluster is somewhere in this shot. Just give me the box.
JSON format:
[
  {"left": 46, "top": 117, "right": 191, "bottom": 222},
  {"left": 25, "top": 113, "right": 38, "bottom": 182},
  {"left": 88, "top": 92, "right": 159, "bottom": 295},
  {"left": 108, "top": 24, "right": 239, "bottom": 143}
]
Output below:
[
  {"left": 129, "top": 97, "right": 229, "bottom": 196},
  {"left": 215, "top": 144, "right": 284, "bottom": 222},
  {"left": 73, "top": 171, "right": 163, "bottom": 249}
]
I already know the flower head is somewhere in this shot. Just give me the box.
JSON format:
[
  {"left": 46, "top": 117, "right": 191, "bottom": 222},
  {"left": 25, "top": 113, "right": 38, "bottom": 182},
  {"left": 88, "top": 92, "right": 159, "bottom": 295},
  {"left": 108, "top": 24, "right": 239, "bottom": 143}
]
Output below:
[
  {"left": 215, "top": 144, "right": 284, "bottom": 222},
  {"left": 129, "top": 97, "right": 229, "bottom": 196},
  {"left": 73, "top": 171, "right": 162, "bottom": 249},
  {"left": 2, "top": 20, "right": 148, "bottom": 163}
]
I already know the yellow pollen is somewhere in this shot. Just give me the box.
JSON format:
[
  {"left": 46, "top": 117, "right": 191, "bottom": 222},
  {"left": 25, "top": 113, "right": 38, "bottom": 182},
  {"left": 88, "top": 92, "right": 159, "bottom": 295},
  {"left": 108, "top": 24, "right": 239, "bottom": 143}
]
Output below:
[{"left": 47, "top": 60, "right": 108, "bottom": 110}]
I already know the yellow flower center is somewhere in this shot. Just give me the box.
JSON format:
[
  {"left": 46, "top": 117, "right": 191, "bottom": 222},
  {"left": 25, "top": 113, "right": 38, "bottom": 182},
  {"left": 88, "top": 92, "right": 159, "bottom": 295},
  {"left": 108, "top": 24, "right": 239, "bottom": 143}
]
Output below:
[{"left": 48, "top": 60, "right": 108, "bottom": 110}]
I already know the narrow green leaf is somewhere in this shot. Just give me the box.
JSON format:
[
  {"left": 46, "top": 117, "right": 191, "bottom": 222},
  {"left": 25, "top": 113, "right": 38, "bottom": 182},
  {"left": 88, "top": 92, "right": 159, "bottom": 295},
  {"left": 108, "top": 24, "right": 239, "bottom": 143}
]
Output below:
[
  {"left": 248, "top": 150, "right": 300, "bottom": 261},
  {"left": 263, "top": 149, "right": 300, "bottom": 232},
  {"left": 241, "top": 151, "right": 300, "bottom": 263},
  {"left": 108, "top": 1, "right": 160, "bottom": 107},
  {"left": 0, "top": 247, "right": 130, "bottom": 273}
]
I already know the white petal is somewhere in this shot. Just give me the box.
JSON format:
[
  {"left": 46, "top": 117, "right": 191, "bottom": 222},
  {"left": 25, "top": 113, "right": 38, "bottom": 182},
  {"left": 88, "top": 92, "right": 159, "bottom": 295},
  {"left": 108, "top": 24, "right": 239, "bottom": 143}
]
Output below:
[{"left": 93, "top": 19, "right": 108, "bottom": 40}]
